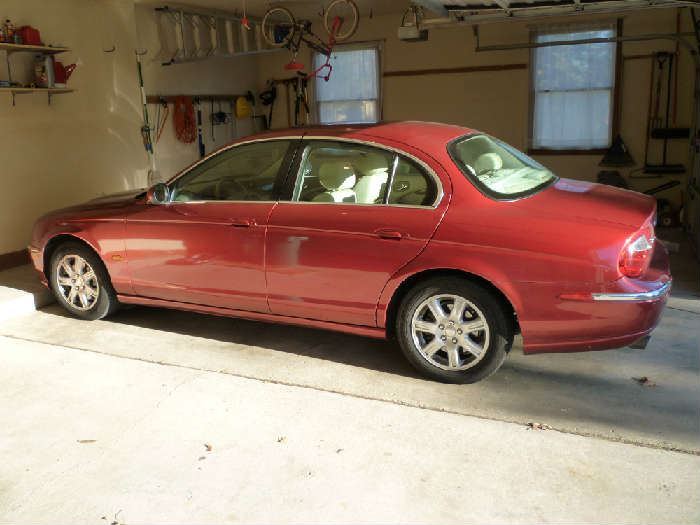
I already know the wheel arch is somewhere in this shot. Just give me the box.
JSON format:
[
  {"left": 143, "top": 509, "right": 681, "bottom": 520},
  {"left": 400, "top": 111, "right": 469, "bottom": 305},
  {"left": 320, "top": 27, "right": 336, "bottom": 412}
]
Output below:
[
  {"left": 43, "top": 234, "right": 104, "bottom": 280},
  {"left": 382, "top": 268, "right": 520, "bottom": 339}
]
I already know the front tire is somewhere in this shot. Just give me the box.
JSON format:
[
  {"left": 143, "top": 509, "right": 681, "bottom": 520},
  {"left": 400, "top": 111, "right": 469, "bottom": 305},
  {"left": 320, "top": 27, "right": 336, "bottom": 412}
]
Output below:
[
  {"left": 396, "top": 277, "right": 513, "bottom": 384},
  {"left": 49, "top": 242, "right": 119, "bottom": 320}
]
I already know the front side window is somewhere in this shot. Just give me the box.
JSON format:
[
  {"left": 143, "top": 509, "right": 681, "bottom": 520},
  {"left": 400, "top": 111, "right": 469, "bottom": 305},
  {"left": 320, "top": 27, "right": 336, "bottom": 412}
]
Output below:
[
  {"left": 531, "top": 23, "right": 616, "bottom": 150},
  {"left": 314, "top": 45, "right": 380, "bottom": 124},
  {"left": 450, "top": 134, "right": 556, "bottom": 199},
  {"left": 292, "top": 141, "right": 437, "bottom": 206},
  {"left": 171, "top": 140, "right": 291, "bottom": 202}
]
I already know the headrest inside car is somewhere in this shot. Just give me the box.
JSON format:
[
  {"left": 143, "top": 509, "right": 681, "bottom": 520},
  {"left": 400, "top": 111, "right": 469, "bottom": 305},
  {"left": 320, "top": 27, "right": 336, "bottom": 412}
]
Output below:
[
  {"left": 318, "top": 161, "right": 357, "bottom": 191},
  {"left": 474, "top": 152, "right": 503, "bottom": 175}
]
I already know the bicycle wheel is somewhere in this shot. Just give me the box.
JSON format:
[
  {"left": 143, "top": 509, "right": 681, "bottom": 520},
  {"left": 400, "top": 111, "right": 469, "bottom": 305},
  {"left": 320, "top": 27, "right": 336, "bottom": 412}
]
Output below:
[
  {"left": 262, "top": 7, "right": 296, "bottom": 47},
  {"left": 324, "top": 0, "right": 359, "bottom": 41}
]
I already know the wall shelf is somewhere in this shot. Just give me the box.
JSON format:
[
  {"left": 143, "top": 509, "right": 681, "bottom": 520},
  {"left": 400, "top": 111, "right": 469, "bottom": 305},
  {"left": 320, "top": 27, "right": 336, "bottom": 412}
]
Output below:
[
  {"left": 1, "top": 42, "right": 74, "bottom": 105},
  {"left": 0, "top": 87, "right": 76, "bottom": 105},
  {"left": 0, "top": 42, "right": 70, "bottom": 55}
]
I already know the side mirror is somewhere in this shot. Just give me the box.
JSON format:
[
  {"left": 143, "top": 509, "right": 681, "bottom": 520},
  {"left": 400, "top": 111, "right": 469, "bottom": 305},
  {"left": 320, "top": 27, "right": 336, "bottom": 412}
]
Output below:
[{"left": 146, "top": 183, "right": 170, "bottom": 205}]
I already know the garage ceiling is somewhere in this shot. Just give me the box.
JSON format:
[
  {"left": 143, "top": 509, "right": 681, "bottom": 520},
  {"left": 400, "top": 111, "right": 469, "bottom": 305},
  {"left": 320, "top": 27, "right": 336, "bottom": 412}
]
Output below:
[{"left": 415, "top": 0, "right": 699, "bottom": 22}]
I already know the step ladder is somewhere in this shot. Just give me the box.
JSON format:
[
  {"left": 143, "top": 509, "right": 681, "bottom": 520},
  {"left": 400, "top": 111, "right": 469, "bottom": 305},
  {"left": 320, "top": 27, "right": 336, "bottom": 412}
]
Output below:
[{"left": 155, "top": 5, "right": 281, "bottom": 65}]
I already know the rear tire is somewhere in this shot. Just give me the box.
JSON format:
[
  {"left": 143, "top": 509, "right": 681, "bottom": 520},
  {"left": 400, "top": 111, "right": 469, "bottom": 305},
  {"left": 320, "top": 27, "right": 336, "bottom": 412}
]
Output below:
[
  {"left": 49, "top": 242, "right": 119, "bottom": 321},
  {"left": 395, "top": 277, "right": 513, "bottom": 384}
]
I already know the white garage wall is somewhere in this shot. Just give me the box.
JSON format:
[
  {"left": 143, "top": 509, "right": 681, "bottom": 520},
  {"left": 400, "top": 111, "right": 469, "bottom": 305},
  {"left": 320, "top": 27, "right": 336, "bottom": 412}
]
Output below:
[
  {"left": 0, "top": 0, "right": 261, "bottom": 256},
  {"left": 256, "top": 7, "right": 694, "bottom": 208},
  {"left": 0, "top": 0, "right": 146, "bottom": 256}
]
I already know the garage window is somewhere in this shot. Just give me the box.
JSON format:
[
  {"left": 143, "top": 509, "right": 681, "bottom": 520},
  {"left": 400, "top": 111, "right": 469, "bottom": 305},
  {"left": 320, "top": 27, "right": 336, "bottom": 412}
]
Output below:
[
  {"left": 531, "top": 23, "right": 617, "bottom": 151},
  {"left": 313, "top": 44, "right": 380, "bottom": 124}
]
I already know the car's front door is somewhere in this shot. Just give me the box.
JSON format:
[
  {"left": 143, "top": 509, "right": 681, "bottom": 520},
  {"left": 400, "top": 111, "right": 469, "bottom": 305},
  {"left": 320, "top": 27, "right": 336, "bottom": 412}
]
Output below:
[
  {"left": 265, "top": 138, "right": 449, "bottom": 326},
  {"left": 125, "top": 139, "right": 296, "bottom": 312}
]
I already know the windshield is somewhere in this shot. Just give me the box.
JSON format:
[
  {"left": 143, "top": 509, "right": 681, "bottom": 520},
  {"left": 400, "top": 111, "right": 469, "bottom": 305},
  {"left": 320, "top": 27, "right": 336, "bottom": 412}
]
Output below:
[{"left": 450, "top": 134, "right": 556, "bottom": 199}]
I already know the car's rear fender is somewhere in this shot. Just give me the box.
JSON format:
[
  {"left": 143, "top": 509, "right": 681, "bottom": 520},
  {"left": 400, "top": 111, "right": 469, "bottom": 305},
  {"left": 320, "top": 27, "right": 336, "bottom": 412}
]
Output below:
[{"left": 376, "top": 242, "right": 523, "bottom": 333}]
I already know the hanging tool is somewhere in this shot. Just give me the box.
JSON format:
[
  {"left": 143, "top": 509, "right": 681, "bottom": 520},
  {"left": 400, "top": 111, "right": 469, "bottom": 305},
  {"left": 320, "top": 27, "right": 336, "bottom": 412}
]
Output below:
[
  {"left": 209, "top": 101, "right": 230, "bottom": 143},
  {"left": 155, "top": 98, "right": 169, "bottom": 143},
  {"left": 195, "top": 97, "right": 205, "bottom": 158},
  {"left": 230, "top": 100, "right": 238, "bottom": 140},
  {"left": 644, "top": 52, "right": 688, "bottom": 174},
  {"left": 245, "top": 90, "right": 267, "bottom": 132},
  {"left": 210, "top": 99, "right": 215, "bottom": 142},
  {"left": 135, "top": 50, "right": 159, "bottom": 184},
  {"left": 293, "top": 73, "right": 310, "bottom": 127},
  {"left": 260, "top": 82, "right": 277, "bottom": 129}
]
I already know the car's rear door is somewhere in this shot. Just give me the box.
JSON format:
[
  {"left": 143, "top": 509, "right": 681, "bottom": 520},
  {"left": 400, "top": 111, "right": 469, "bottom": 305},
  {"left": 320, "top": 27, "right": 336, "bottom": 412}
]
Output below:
[
  {"left": 265, "top": 138, "right": 449, "bottom": 326},
  {"left": 125, "top": 139, "right": 297, "bottom": 312}
]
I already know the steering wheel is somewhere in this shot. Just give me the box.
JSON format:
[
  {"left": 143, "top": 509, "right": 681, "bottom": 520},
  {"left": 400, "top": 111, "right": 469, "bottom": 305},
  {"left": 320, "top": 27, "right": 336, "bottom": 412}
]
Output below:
[{"left": 215, "top": 178, "right": 249, "bottom": 200}]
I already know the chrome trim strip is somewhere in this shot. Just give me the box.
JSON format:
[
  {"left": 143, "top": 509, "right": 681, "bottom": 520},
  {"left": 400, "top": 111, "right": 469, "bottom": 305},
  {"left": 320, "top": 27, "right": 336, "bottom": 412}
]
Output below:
[{"left": 591, "top": 281, "right": 672, "bottom": 302}]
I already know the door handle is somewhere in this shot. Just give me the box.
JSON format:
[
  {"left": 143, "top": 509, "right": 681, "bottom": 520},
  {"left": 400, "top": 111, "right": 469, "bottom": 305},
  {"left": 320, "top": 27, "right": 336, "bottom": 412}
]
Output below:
[
  {"left": 374, "top": 228, "right": 403, "bottom": 240},
  {"left": 229, "top": 218, "right": 255, "bottom": 227}
]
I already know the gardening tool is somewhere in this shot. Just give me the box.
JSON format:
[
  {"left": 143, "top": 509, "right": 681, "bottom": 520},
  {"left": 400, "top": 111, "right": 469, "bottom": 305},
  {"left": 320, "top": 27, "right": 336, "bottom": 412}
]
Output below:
[
  {"left": 644, "top": 52, "right": 687, "bottom": 174},
  {"left": 260, "top": 83, "right": 277, "bottom": 129},
  {"left": 135, "top": 50, "right": 158, "bottom": 184},
  {"left": 155, "top": 98, "right": 169, "bottom": 143},
  {"left": 195, "top": 97, "right": 205, "bottom": 158}
]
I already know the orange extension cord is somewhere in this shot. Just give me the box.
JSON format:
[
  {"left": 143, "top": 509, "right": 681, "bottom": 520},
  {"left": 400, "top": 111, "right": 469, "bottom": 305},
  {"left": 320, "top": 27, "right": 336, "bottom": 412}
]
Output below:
[{"left": 174, "top": 96, "right": 196, "bottom": 144}]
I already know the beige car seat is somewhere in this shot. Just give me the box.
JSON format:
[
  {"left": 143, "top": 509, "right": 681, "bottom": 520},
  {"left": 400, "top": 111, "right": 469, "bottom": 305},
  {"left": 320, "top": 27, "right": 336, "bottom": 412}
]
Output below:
[
  {"left": 473, "top": 152, "right": 503, "bottom": 176},
  {"left": 312, "top": 161, "right": 357, "bottom": 203},
  {"left": 354, "top": 168, "right": 389, "bottom": 204}
]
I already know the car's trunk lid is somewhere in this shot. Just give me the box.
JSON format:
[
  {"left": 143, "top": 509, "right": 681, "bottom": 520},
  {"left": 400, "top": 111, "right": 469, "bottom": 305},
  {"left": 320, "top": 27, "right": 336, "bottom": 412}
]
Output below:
[{"left": 514, "top": 178, "right": 656, "bottom": 228}]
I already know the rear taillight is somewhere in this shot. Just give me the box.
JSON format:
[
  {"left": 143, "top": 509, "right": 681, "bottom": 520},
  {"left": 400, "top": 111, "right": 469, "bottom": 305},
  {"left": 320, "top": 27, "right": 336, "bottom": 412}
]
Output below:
[{"left": 619, "top": 225, "right": 655, "bottom": 278}]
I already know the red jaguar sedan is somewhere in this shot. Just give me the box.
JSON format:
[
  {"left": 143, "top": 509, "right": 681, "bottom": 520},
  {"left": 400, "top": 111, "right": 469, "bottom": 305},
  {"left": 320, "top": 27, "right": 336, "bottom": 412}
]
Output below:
[{"left": 29, "top": 121, "right": 671, "bottom": 383}]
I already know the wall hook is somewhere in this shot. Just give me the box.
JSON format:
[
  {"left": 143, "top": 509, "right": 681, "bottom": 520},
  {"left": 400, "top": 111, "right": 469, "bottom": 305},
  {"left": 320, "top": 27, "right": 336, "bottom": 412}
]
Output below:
[
  {"left": 102, "top": 45, "right": 116, "bottom": 53},
  {"left": 135, "top": 48, "right": 148, "bottom": 56}
]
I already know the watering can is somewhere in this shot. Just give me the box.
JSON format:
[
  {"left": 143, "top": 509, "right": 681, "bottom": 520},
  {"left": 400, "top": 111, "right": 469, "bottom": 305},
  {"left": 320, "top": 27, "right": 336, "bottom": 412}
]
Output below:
[{"left": 53, "top": 60, "right": 77, "bottom": 86}]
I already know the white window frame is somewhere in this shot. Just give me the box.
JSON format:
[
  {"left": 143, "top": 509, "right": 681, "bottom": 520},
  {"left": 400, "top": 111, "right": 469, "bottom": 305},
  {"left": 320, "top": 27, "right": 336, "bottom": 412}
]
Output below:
[
  {"left": 529, "top": 22, "right": 618, "bottom": 152},
  {"left": 312, "top": 42, "right": 382, "bottom": 125}
]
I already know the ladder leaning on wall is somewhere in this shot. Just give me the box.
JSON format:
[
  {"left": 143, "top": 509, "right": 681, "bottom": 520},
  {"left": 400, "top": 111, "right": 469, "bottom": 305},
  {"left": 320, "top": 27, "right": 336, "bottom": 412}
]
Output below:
[{"left": 155, "top": 5, "right": 282, "bottom": 66}]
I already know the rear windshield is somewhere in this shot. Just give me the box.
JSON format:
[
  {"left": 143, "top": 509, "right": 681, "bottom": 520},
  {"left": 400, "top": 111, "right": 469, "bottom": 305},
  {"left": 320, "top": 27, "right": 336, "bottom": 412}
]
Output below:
[{"left": 449, "top": 134, "right": 556, "bottom": 199}]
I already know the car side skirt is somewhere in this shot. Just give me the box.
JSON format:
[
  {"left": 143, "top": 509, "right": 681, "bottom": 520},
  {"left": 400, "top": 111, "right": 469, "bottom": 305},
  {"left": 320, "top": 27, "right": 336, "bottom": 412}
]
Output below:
[{"left": 116, "top": 295, "right": 387, "bottom": 340}]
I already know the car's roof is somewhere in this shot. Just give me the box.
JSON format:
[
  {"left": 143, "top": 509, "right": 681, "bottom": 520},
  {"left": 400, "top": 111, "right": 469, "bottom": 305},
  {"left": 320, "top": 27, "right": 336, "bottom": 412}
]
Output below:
[{"left": 243, "top": 121, "right": 477, "bottom": 147}]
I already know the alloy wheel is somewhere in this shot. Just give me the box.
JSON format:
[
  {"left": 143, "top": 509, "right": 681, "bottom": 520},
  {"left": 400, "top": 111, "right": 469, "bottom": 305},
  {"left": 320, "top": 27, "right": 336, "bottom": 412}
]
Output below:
[
  {"left": 410, "top": 293, "right": 490, "bottom": 371},
  {"left": 55, "top": 254, "right": 100, "bottom": 311}
]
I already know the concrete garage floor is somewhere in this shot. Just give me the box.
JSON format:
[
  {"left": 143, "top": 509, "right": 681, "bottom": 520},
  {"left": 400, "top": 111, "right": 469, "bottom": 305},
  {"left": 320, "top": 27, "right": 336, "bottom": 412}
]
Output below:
[{"left": 0, "top": 229, "right": 698, "bottom": 523}]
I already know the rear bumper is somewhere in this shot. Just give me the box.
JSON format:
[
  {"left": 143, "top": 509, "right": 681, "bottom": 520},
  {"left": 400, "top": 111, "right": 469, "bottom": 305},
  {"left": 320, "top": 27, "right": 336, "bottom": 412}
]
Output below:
[{"left": 522, "top": 244, "right": 671, "bottom": 354}]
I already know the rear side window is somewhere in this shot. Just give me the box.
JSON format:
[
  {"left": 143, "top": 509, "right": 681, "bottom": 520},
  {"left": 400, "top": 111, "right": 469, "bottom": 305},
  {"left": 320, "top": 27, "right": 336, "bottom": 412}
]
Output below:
[
  {"left": 292, "top": 140, "right": 439, "bottom": 207},
  {"left": 293, "top": 142, "right": 394, "bottom": 204},
  {"left": 449, "top": 134, "right": 556, "bottom": 199},
  {"left": 387, "top": 157, "right": 437, "bottom": 206}
]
